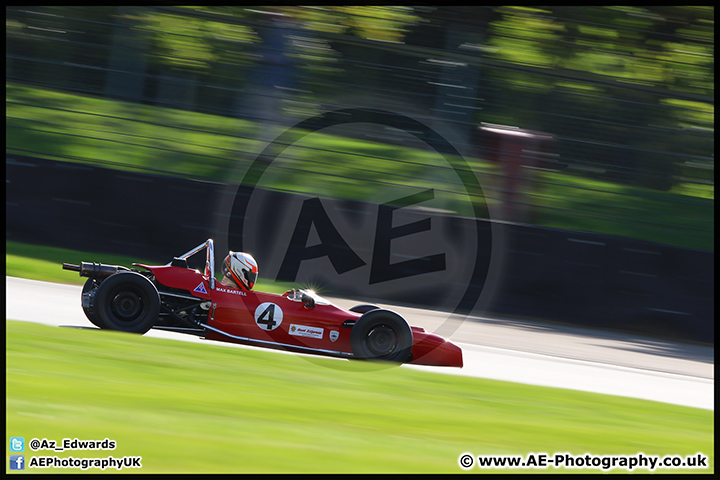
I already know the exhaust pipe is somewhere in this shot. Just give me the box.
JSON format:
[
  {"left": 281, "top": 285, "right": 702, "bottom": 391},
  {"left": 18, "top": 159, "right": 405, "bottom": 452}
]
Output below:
[{"left": 62, "top": 262, "right": 130, "bottom": 279}]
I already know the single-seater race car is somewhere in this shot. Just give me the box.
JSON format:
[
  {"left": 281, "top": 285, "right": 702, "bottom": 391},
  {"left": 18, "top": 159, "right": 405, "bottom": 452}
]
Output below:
[{"left": 62, "top": 239, "right": 462, "bottom": 367}]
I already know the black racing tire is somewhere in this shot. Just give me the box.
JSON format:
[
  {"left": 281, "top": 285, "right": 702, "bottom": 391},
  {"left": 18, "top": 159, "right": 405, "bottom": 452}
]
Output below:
[
  {"left": 349, "top": 304, "right": 380, "bottom": 314},
  {"left": 81, "top": 277, "right": 103, "bottom": 328},
  {"left": 350, "top": 309, "right": 413, "bottom": 363},
  {"left": 94, "top": 271, "right": 160, "bottom": 334}
]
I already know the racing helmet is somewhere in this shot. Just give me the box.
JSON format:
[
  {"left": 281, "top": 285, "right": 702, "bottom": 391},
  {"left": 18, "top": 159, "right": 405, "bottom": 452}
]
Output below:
[{"left": 222, "top": 251, "right": 258, "bottom": 291}]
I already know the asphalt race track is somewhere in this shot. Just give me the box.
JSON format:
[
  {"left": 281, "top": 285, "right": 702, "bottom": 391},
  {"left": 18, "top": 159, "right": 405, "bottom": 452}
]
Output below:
[{"left": 6, "top": 276, "right": 713, "bottom": 410}]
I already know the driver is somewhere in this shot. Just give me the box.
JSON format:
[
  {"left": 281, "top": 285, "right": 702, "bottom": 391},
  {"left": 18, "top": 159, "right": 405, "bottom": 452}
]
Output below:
[{"left": 221, "top": 251, "right": 258, "bottom": 291}]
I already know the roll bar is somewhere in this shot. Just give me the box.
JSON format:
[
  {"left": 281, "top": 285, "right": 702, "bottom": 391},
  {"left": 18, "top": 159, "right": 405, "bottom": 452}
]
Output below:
[{"left": 167, "top": 239, "right": 216, "bottom": 290}]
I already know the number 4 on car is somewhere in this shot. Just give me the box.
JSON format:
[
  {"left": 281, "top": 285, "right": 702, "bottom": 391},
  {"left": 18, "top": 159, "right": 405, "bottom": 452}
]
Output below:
[{"left": 62, "top": 239, "right": 462, "bottom": 367}]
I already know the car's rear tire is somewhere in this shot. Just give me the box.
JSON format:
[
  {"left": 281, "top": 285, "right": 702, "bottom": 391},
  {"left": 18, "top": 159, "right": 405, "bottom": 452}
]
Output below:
[
  {"left": 94, "top": 272, "right": 160, "bottom": 334},
  {"left": 350, "top": 309, "right": 413, "bottom": 363},
  {"left": 81, "top": 278, "right": 103, "bottom": 328}
]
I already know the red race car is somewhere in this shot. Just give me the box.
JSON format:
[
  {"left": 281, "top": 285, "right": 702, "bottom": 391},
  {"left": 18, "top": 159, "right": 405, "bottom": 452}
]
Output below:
[{"left": 62, "top": 239, "right": 462, "bottom": 367}]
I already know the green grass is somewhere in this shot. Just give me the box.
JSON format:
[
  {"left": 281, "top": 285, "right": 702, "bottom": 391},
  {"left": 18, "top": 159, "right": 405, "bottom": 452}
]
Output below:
[
  {"left": 6, "top": 83, "right": 263, "bottom": 182},
  {"left": 6, "top": 82, "right": 714, "bottom": 250},
  {"left": 5, "top": 240, "right": 292, "bottom": 294},
  {"left": 6, "top": 320, "right": 713, "bottom": 474},
  {"left": 532, "top": 171, "right": 714, "bottom": 251}
]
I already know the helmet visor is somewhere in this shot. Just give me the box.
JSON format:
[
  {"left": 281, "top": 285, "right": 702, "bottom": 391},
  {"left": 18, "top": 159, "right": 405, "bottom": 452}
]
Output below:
[{"left": 244, "top": 270, "right": 258, "bottom": 286}]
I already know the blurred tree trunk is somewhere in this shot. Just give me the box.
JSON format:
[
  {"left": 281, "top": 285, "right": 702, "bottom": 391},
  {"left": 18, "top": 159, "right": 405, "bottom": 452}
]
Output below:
[
  {"left": 105, "top": 7, "right": 148, "bottom": 103},
  {"left": 430, "top": 7, "right": 489, "bottom": 155},
  {"left": 237, "top": 14, "right": 299, "bottom": 143}
]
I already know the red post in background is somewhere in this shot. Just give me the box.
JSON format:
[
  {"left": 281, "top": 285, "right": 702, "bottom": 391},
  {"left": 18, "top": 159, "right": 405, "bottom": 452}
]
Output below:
[{"left": 477, "top": 124, "right": 556, "bottom": 223}]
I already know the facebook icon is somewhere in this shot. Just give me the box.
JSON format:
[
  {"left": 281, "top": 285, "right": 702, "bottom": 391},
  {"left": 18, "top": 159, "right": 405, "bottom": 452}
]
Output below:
[{"left": 10, "top": 455, "right": 25, "bottom": 470}]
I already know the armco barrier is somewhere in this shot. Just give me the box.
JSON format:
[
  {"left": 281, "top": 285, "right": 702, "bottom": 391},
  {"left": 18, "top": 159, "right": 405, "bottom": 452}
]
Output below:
[{"left": 6, "top": 155, "right": 713, "bottom": 343}]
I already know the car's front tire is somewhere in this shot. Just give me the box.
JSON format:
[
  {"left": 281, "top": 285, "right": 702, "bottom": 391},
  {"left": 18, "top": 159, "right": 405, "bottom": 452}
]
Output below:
[
  {"left": 350, "top": 309, "right": 413, "bottom": 363},
  {"left": 94, "top": 272, "right": 160, "bottom": 334},
  {"left": 349, "top": 304, "right": 380, "bottom": 314}
]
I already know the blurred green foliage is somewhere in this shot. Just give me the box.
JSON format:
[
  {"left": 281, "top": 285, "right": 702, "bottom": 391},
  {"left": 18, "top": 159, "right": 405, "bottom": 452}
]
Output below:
[
  {"left": 5, "top": 6, "right": 714, "bottom": 250},
  {"left": 480, "top": 6, "right": 713, "bottom": 191},
  {"left": 488, "top": 6, "right": 713, "bottom": 93}
]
